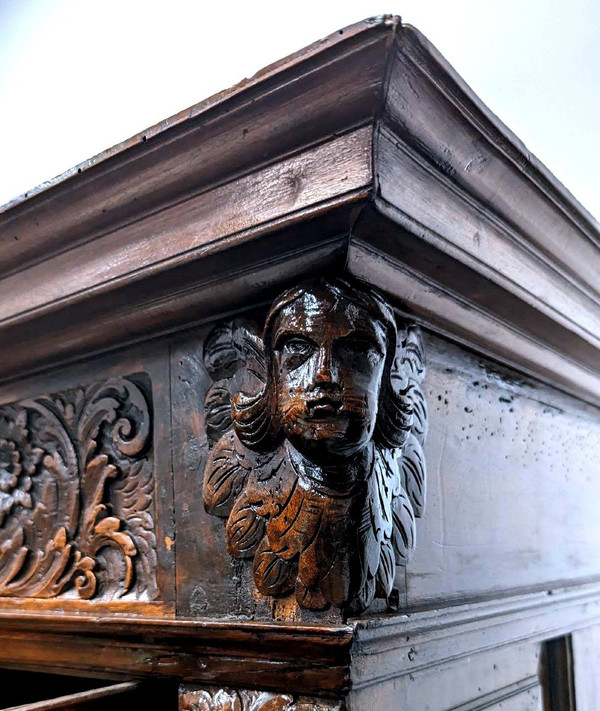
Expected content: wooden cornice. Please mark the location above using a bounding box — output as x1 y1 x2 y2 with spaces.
1 16 599 407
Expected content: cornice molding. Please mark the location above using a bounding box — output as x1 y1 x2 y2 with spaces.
1 17 598 409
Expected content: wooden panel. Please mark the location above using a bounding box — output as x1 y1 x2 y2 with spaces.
402 333 600 606
0 341 175 615
571 624 600 711
349 642 541 711
170 326 252 618
351 572 600 697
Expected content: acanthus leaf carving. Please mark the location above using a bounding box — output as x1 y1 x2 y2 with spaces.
202 278 427 613
179 686 341 711
0 375 157 601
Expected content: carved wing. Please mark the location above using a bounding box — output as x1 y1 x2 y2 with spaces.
355 446 416 612
203 319 266 446
394 323 427 518
202 287 428 615
203 319 276 564
355 322 426 612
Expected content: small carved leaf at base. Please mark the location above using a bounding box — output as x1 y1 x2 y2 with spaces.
204 431 250 517
294 580 328 611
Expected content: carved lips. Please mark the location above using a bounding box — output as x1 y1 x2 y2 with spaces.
305 391 343 418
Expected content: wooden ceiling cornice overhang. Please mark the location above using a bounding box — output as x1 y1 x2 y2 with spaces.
1 16 599 406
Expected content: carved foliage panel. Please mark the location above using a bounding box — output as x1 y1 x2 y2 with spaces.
0 375 157 600
202 278 427 614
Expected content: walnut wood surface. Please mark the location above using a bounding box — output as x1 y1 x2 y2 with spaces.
202 279 426 613
0 17 599 413
0 376 155 601
179 685 341 711
0 613 352 695
0 340 176 615
0 14 599 711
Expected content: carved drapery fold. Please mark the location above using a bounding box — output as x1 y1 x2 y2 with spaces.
202 278 427 613
0 376 156 600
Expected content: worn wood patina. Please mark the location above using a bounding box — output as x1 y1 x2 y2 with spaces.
0 15 598 711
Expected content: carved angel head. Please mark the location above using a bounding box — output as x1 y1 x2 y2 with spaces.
233 279 413 470
203 278 427 613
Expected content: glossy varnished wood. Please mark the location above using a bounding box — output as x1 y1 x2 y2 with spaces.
0 14 599 711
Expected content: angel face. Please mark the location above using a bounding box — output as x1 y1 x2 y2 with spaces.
270 286 387 465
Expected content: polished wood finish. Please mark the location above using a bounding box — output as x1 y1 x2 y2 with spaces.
202 279 426 613
0 14 598 711
178 685 341 711
0 376 154 601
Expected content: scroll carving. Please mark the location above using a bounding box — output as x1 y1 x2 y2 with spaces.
0 376 156 600
202 278 427 613
180 687 340 711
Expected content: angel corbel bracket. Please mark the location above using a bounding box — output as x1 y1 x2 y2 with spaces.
202 278 427 613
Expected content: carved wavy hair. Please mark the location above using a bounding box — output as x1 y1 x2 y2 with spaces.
232 278 413 452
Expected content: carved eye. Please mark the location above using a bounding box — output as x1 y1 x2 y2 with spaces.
282 337 315 358
336 334 383 366
275 335 316 370
340 336 371 353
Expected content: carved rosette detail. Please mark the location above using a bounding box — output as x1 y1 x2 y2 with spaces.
0 376 157 600
180 687 340 711
202 279 427 613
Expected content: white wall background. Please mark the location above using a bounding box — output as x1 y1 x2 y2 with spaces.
1 0 598 220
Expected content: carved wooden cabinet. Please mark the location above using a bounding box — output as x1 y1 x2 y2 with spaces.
1 16 600 711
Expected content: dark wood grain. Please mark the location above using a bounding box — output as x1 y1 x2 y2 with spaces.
0 340 175 616
0 18 391 275
0 613 352 696
179 685 341 711
540 636 576 711
202 279 426 614
0 14 599 711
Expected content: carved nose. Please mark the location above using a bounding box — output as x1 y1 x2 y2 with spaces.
315 348 335 384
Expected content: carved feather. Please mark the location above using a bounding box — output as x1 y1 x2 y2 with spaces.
226 489 265 559
203 430 251 517
253 537 297 597
202 292 428 614
396 323 428 519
